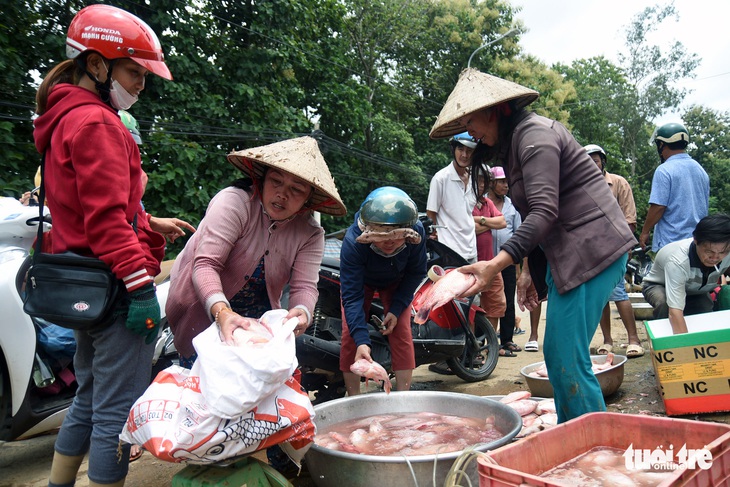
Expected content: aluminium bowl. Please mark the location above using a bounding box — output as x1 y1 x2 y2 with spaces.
305 391 522 487
519 354 627 398
632 302 655 321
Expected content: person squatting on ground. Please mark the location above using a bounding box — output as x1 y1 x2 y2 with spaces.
340 187 427 395
642 214 730 334
430 68 636 423
166 136 346 367
639 122 709 252
426 132 479 263
33 5 172 486
585 144 644 358
472 167 512 356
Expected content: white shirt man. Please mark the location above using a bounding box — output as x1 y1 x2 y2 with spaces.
426 132 478 263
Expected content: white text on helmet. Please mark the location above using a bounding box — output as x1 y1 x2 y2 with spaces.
81 32 124 44
84 26 123 36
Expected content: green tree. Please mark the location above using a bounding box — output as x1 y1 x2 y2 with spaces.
618 2 700 175
684 105 730 215
1 0 73 196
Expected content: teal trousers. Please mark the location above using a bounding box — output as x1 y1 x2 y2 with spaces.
543 254 628 423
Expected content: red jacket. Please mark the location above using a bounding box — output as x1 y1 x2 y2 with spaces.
33 84 164 292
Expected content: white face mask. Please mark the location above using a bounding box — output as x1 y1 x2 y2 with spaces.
100 60 139 110
109 79 139 110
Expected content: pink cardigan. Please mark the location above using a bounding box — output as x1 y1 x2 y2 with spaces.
166 186 325 357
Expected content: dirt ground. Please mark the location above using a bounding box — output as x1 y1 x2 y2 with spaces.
2 301 728 487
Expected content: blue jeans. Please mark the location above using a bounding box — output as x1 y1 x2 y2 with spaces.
53 316 154 484
543 254 627 423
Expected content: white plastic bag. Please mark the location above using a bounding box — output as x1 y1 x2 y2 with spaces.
192 309 298 418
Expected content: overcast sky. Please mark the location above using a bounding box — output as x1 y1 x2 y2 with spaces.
513 0 730 124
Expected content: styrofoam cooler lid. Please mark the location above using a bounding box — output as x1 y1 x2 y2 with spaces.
645 309 730 338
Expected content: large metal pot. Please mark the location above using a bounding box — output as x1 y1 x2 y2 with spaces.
305 391 521 487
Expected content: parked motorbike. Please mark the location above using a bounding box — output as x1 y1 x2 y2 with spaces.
625 245 653 293
294 216 500 404
0 194 176 442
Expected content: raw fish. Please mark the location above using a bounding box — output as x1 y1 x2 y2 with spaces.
231 317 274 346
411 268 476 324
350 358 392 393
315 411 504 456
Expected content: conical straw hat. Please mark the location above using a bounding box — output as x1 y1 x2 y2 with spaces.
228 136 347 216
430 68 539 139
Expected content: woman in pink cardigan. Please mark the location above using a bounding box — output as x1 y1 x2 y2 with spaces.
166 136 346 366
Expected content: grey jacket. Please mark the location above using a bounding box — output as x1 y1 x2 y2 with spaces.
500 112 637 294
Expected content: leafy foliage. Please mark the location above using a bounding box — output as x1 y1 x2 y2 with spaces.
2 0 727 261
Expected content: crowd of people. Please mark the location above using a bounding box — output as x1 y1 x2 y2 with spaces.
28 4 727 486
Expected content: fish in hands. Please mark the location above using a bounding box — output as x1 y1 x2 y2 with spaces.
231 317 274 347
350 358 392 393
411 266 476 324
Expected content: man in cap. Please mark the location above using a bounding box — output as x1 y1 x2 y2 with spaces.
639 122 709 252
585 144 644 358
426 132 479 374
426 132 479 263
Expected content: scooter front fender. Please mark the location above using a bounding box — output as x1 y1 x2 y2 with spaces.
0 256 35 416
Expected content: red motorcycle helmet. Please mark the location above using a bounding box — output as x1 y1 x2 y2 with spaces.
66 4 172 80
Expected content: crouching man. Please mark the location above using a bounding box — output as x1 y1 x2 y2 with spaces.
642 214 730 334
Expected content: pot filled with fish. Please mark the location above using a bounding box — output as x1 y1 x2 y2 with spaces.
520 353 628 398
306 391 522 487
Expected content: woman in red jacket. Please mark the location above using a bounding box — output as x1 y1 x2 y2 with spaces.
33 5 172 486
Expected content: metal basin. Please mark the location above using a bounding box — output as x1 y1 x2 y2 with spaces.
306 391 522 487
520 354 627 398
632 302 655 320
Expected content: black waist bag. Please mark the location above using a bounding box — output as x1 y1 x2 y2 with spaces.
23 252 124 330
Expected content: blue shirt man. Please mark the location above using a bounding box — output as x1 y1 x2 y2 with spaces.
640 123 709 252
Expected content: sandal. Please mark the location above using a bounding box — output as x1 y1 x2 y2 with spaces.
428 361 454 375
129 444 144 462
513 327 526 335
596 343 614 355
626 343 645 358
524 340 539 352
499 348 517 357
503 341 522 352
471 354 486 366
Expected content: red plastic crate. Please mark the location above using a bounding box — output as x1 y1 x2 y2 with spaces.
478 412 730 487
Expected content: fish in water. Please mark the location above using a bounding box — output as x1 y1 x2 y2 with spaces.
315 411 504 456
411 268 476 324
350 358 392 393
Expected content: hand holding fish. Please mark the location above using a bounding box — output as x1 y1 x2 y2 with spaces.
350 358 392 393
354 344 373 363
411 267 476 324
460 250 516 296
